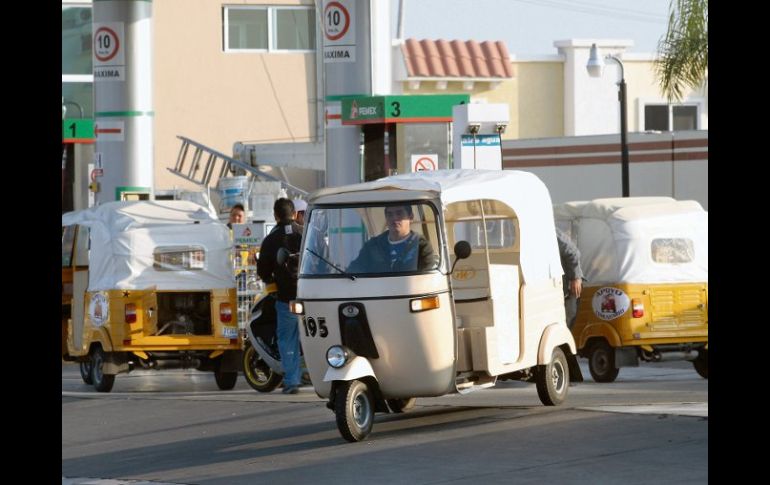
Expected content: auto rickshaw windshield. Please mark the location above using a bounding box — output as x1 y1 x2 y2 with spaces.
300 202 441 277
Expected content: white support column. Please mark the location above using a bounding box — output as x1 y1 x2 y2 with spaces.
554 39 632 136
93 0 154 203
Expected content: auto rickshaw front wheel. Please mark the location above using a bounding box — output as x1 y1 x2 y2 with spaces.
588 340 620 383
242 344 282 392
335 379 374 442
536 347 569 406
91 347 115 393
693 348 708 379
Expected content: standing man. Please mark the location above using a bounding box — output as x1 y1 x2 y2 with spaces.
292 199 307 226
257 198 303 394
556 228 584 329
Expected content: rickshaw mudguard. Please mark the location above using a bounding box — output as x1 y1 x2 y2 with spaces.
537 323 577 364
577 322 623 351
89 327 115 352
323 356 376 383
538 323 583 382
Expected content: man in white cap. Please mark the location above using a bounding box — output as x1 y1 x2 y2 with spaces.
292 199 307 226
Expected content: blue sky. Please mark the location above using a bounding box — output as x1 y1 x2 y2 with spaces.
391 0 671 56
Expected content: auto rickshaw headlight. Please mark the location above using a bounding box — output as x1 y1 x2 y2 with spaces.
326 345 349 368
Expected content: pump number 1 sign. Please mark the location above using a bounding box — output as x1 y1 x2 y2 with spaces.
323 0 355 63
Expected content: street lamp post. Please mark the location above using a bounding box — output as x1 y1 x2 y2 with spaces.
587 43 630 197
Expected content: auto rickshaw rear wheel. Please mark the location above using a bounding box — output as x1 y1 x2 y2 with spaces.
536 347 569 406
79 359 93 385
335 379 374 442
91 347 115 393
386 398 416 413
693 349 708 379
588 340 620 383
242 343 282 392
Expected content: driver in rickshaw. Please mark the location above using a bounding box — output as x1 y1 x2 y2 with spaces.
347 205 439 273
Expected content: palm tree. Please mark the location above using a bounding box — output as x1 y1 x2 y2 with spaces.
656 0 708 101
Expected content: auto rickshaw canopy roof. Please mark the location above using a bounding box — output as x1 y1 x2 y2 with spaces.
61 201 234 291
310 169 563 283
554 197 708 284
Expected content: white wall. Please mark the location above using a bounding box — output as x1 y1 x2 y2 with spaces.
502 131 708 209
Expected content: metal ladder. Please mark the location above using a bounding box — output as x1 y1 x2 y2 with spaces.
168 136 306 195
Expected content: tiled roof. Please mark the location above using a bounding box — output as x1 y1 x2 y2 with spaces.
401 38 514 79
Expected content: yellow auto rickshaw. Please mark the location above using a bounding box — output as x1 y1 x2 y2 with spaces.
62 201 241 392
554 197 708 382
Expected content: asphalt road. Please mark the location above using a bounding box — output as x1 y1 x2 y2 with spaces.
62 360 707 484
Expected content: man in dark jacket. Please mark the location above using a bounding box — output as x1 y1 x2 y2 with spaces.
348 205 438 273
257 198 303 394
556 228 584 329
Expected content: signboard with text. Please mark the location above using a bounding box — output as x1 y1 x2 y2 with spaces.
62 119 94 143
342 94 470 124
323 0 356 63
93 22 126 81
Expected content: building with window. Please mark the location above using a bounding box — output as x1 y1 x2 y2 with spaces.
62 1 707 211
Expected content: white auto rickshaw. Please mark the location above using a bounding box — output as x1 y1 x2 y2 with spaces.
554 197 708 382
290 170 582 442
61 201 241 392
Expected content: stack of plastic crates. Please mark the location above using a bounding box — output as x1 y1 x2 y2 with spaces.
234 246 261 333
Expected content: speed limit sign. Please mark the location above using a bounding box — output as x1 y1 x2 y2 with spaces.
324 2 350 40
323 0 355 63
93 22 125 66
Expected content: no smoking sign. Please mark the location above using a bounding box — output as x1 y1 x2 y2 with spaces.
411 154 438 172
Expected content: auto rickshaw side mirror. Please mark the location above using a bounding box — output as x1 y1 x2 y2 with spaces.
276 247 290 265
454 241 472 260
448 241 472 275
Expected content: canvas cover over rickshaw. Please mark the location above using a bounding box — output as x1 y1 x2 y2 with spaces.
61 200 241 392
554 197 708 382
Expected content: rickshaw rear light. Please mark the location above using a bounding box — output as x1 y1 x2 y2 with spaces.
410 295 440 313
220 303 233 323
125 303 137 323
632 299 644 318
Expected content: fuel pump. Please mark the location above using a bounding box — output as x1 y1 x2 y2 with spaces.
452 103 509 170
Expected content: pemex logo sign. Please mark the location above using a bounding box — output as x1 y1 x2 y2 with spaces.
343 98 380 123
